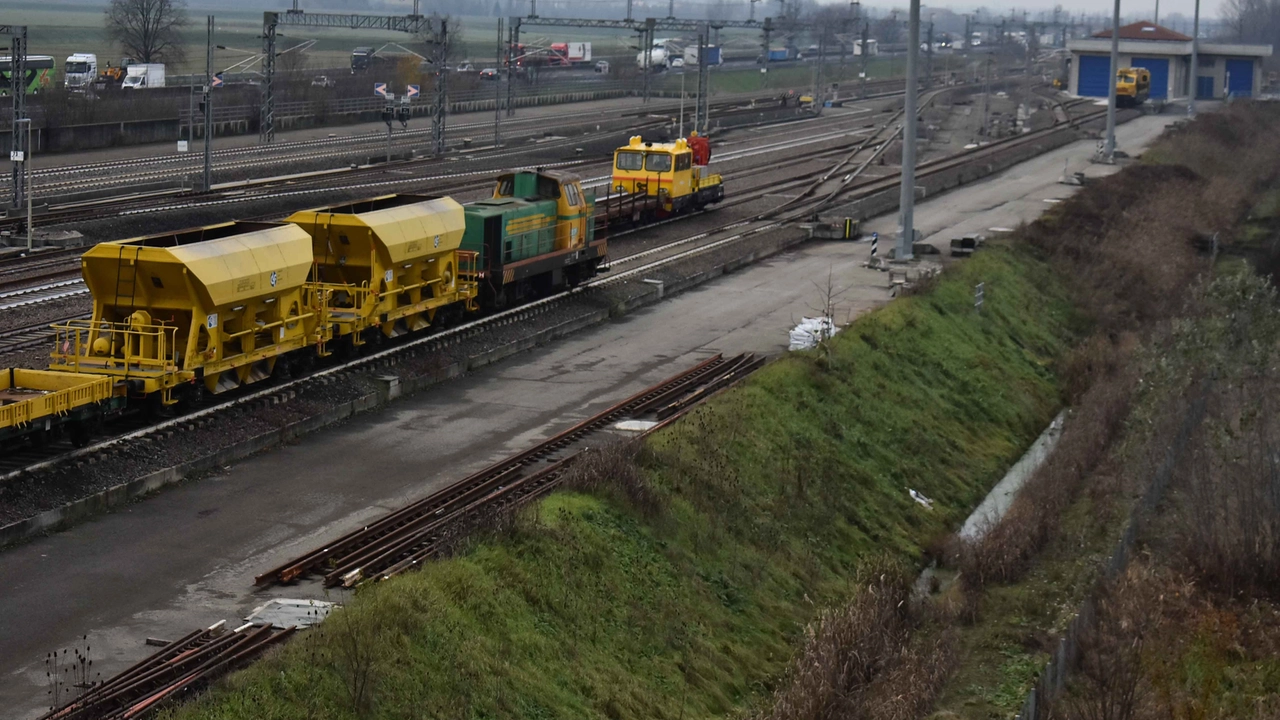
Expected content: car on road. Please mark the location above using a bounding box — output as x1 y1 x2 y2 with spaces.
455 62 475 72
311 75 335 88
480 68 499 79
669 57 684 69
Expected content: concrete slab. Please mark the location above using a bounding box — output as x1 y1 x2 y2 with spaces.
859 111 1182 246
0 112 1183 719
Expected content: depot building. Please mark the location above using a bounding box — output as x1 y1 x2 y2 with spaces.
1066 21 1272 100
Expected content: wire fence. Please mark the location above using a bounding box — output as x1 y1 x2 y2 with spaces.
1013 382 1211 720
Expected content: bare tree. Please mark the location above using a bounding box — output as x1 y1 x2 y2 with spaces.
875 12 904 45
104 0 189 65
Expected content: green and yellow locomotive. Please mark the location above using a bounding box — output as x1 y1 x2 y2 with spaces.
463 169 607 307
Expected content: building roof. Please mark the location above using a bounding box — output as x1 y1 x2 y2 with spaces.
1091 21 1192 41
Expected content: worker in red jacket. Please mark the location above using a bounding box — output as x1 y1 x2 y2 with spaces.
687 131 711 166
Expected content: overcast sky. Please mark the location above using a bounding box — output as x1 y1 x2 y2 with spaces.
927 0 1212 18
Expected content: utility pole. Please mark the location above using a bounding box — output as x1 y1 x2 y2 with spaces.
432 19 448 155
1189 0 1200 115
1023 23 1033 133
5 24 28 212
643 18 655 103
926 16 934 89
699 25 711 133
982 57 991 136
814 32 825 108
14 118 31 250
964 14 971 50
495 18 503 147
897 0 920 261
860 20 870 97
507 18 518 117
203 15 213 192
1104 0 1120 161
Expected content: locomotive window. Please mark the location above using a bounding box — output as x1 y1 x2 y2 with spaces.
616 151 644 171
497 178 514 196
675 153 692 171
538 175 561 199
645 154 672 172
565 183 581 206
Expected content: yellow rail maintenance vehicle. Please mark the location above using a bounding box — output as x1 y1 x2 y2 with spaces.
1116 67 1151 107
286 195 479 346
605 133 724 221
50 221 332 405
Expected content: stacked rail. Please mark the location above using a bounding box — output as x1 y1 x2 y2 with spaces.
256 352 764 588
37 622 292 720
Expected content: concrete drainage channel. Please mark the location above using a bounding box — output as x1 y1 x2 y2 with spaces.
0 114 1121 549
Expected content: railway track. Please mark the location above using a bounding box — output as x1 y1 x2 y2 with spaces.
0 319 74 355
0 279 90 311
256 352 764 588
35 621 291 720
0 89 799 212
0 76 958 236
0 101 897 303
0 86 1106 482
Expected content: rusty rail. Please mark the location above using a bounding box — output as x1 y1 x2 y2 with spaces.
37 623 293 720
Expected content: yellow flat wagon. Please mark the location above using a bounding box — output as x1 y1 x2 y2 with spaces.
0 369 119 448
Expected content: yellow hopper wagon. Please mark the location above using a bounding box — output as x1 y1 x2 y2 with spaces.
286 195 478 346
50 221 330 405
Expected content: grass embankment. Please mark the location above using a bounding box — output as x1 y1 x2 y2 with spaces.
171 245 1073 720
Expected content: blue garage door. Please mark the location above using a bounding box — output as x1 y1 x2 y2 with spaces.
1130 57 1169 98
1197 76 1215 99
1078 55 1111 97
1226 59 1254 96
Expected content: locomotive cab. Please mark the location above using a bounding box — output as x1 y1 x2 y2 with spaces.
1115 67 1151 107
492 170 593 254
462 169 608 307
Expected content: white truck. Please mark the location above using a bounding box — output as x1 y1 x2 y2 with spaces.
122 63 165 89
64 53 97 91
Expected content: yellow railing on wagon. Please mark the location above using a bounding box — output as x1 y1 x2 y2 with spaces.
50 319 182 376
0 369 114 430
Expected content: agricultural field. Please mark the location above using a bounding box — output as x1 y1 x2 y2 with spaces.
8 1 911 85
8 2 705 77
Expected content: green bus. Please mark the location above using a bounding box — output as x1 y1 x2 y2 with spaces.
0 55 55 95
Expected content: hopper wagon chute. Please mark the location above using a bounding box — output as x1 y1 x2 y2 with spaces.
50 221 330 404
285 195 479 346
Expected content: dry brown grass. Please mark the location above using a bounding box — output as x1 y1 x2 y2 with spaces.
746 556 955 720
1176 386 1280 600
952 342 1135 590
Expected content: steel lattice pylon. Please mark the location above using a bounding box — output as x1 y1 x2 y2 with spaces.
2 24 28 211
